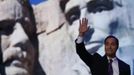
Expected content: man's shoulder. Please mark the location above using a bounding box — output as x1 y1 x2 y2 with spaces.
117 58 130 68
93 53 103 60
93 53 102 57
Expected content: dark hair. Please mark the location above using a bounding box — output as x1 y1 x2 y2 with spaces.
104 35 119 48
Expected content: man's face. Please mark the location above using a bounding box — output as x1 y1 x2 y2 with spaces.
105 37 118 58
0 0 35 75
61 0 122 52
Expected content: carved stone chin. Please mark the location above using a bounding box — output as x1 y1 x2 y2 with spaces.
5 66 29 75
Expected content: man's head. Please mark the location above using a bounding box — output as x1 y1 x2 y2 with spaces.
59 0 124 53
0 0 37 75
104 35 119 58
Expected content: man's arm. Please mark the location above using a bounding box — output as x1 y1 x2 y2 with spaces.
127 65 131 75
75 18 93 67
75 39 93 67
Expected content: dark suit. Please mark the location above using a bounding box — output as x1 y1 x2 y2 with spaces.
76 41 130 75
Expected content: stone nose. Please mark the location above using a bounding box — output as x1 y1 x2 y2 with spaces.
9 22 29 47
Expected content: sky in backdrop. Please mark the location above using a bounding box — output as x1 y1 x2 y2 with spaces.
30 0 46 4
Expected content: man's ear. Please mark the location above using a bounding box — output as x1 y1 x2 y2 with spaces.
60 0 70 12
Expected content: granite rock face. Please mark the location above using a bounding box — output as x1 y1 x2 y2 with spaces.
0 0 91 75
34 0 134 75
1 0 134 75
34 0 91 75
0 0 37 75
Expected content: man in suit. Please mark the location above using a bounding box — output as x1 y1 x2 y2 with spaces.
76 18 130 75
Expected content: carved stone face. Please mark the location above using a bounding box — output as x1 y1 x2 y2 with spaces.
60 0 127 53
0 0 36 75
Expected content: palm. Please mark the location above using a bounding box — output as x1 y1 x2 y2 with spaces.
79 18 89 36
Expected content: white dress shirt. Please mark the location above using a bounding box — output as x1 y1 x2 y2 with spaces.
76 36 84 43
107 57 119 75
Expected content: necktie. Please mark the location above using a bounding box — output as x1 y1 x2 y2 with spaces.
108 59 113 75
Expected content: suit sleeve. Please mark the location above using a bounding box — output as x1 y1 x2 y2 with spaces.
75 39 93 67
127 65 131 75
119 59 131 75
123 61 131 75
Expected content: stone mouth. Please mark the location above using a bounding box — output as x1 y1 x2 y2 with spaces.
4 59 23 67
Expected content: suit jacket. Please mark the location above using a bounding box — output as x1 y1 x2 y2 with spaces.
76 41 130 75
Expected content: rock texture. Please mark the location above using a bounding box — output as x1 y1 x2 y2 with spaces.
34 0 91 75
0 0 38 75
0 0 134 75
33 0 134 75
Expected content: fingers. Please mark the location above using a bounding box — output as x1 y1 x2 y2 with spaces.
82 18 88 25
78 18 89 36
79 18 88 25
79 19 81 26
86 18 88 25
79 18 88 29
82 18 85 23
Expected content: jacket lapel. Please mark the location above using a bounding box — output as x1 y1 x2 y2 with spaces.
103 55 109 74
117 58 122 75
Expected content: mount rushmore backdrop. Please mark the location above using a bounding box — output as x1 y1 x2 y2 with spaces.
0 0 134 75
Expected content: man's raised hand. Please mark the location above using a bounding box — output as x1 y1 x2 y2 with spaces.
79 18 89 36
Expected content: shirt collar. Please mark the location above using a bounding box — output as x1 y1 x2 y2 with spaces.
107 56 117 62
